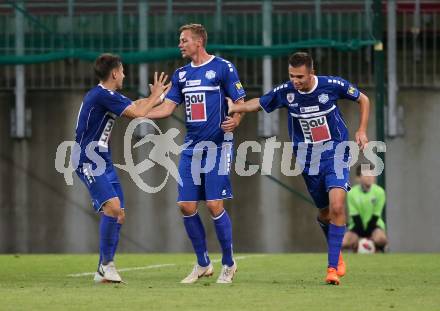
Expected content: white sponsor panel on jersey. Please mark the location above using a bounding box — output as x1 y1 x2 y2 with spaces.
300 105 320 114
98 113 116 148
299 116 331 143
185 79 201 87
185 92 207 122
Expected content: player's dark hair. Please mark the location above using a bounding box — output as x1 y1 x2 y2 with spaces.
288 52 314 70
356 163 375 176
94 53 122 81
179 23 208 47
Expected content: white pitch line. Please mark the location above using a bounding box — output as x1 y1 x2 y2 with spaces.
210 255 266 263
67 254 266 278
67 263 175 277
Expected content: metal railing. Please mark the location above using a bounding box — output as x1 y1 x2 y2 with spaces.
0 1 439 90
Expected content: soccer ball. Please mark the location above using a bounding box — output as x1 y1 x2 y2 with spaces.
357 238 376 254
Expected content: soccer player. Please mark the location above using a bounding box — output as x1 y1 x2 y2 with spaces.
74 53 169 283
343 165 387 252
227 52 370 285
144 24 245 283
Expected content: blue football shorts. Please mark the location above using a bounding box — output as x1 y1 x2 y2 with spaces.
177 144 233 202
301 157 351 209
76 163 124 212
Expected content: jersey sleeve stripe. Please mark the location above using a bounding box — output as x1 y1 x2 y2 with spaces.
182 86 221 93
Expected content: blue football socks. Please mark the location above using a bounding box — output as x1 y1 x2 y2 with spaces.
99 214 118 265
317 217 329 242
98 221 121 269
183 212 210 267
328 223 346 268
213 210 234 267
111 223 122 259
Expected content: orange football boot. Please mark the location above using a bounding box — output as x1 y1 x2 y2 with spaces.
325 267 340 285
337 252 346 277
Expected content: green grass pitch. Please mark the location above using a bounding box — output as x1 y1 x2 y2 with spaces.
1 253 439 310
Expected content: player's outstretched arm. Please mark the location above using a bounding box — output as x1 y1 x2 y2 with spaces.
122 72 170 119
221 98 245 132
227 97 262 115
144 99 177 119
355 92 370 150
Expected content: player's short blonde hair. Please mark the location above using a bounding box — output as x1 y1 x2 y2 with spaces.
179 24 208 47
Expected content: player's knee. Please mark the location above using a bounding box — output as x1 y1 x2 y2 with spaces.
373 232 388 247
350 235 359 248
109 206 122 218
343 232 358 249
318 208 330 222
206 201 224 217
375 238 387 248
342 240 355 249
342 235 350 248
117 209 126 224
177 202 197 216
329 202 345 217
102 197 122 218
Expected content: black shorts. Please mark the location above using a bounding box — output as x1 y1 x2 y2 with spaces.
350 227 380 238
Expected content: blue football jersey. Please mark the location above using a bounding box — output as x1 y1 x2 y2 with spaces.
74 84 131 166
259 76 360 163
165 56 246 149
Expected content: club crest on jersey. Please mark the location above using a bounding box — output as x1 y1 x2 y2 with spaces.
185 92 207 122
318 93 329 104
299 116 331 143
179 71 186 80
287 93 295 103
205 70 216 80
